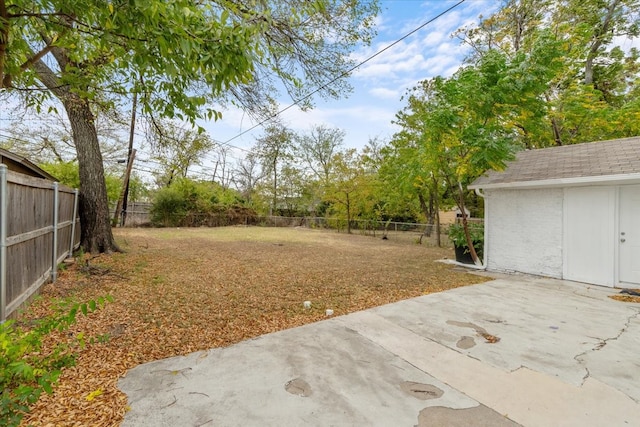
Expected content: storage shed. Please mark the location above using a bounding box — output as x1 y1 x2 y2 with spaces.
0 147 57 180
469 137 640 288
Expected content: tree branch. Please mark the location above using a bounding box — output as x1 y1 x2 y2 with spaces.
29 49 70 100
8 11 73 19
19 43 55 73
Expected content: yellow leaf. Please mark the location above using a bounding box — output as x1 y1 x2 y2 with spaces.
108 3 114 13
86 389 103 401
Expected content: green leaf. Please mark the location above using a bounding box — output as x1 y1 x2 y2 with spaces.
9 361 34 380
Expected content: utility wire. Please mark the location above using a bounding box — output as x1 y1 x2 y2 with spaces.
218 0 467 149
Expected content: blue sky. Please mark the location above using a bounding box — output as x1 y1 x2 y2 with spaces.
200 0 500 160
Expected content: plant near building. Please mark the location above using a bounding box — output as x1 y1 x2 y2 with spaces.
448 223 484 259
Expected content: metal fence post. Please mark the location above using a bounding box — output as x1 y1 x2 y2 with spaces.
52 182 59 283
0 165 7 321
69 189 79 257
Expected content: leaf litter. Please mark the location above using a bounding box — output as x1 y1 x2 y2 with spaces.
18 227 487 426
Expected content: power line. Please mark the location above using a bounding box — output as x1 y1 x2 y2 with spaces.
218 0 467 149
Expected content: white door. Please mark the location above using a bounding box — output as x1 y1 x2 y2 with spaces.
619 185 640 286
564 187 615 287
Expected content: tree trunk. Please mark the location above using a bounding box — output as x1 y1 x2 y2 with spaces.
30 50 118 254
418 192 434 238
346 192 351 234
64 95 120 253
584 0 621 85
544 92 563 146
455 182 480 266
433 175 441 247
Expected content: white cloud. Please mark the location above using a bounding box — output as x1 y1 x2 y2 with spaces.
201 0 503 154
273 103 399 148
349 3 489 86
369 87 400 100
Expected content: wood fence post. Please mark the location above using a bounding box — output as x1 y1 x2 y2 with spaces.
52 182 59 283
0 165 7 321
69 189 79 257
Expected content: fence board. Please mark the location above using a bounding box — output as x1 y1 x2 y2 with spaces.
0 166 80 320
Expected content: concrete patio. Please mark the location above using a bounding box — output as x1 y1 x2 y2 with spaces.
118 276 640 426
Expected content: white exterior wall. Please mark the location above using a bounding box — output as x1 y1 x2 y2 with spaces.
486 188 563 278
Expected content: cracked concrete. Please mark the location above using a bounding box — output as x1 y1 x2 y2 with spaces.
576 308 640 402
371 277 640 387
119 278 640 426
587 309 639 352
572 308 640 390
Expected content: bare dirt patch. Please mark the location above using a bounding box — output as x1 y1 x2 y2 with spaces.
19 226 487 426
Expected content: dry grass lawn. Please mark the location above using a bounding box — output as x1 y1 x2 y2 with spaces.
18 226 487 426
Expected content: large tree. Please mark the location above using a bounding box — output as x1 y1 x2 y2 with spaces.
233 152 265 206
254 123 294 216
324 149 374 234
456 0 640 147
294 124 345 213
391 50 544 264
0 0 379 252
296 124 345 185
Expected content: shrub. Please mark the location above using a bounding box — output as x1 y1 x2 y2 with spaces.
150 187 188 226
150 178 251 227
0 297 112 426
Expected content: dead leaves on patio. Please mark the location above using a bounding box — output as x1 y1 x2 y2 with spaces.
18 227 486 427
609 294 640 303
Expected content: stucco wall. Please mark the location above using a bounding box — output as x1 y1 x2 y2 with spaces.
485 188 563 278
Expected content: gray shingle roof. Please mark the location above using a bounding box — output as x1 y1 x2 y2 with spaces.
469 136 640 189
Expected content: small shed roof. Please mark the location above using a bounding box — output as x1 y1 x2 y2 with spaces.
469 137 640 190
0 148 57 181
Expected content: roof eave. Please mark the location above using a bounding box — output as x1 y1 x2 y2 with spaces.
469 172 640 190
0 148 57 181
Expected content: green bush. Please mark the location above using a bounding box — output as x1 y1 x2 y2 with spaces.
0 296 112 426
40 160 123 206
150 186 188 226
150 178 248 227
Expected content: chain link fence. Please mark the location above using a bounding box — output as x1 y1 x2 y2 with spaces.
115 205 483 247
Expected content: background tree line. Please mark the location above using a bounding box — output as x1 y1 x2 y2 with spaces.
1 0 638 253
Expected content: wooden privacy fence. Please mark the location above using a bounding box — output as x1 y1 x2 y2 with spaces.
0 165 80 321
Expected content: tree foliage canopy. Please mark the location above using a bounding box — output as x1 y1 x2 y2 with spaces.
379 0 640 262
0 0 379 119
0 0 379 252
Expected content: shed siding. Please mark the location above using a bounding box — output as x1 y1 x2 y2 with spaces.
486 188 563 278
563 186 615 286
